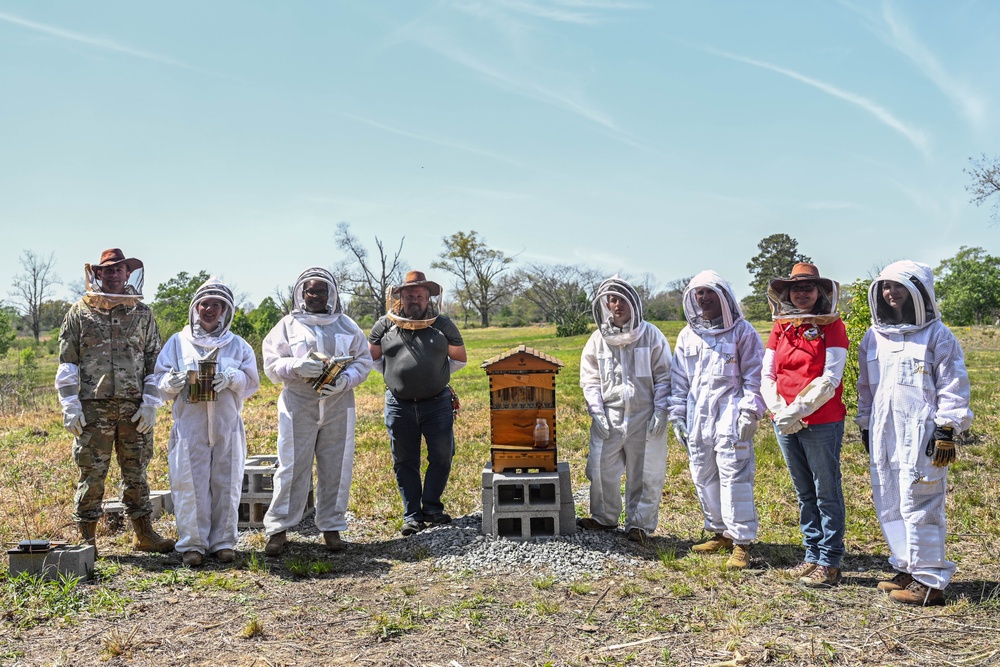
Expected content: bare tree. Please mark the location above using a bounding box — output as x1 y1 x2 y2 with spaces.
334 222 406 320
432 231 516 327
9 250 59 341
272 284 294 316
517 263 602 325
966 153 1000 225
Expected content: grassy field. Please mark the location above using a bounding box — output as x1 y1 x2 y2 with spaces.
1 323 999 666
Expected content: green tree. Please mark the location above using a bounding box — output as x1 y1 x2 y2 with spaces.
432 231 516 327
840 278 872 413
151 271 212 339
516 263 600 335
0 306 16 357
934 246 1000 325
744 233 811 319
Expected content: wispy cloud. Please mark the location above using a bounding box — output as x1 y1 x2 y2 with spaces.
0 10 220 77
880 2 986 128
458 0 646 26
380 2 659 153
802 201 860 211
415 26 621 132
706 46 930 157
333 110 528 169
840 1 986 130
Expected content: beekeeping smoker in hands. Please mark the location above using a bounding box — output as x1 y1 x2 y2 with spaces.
578 276 672 545
55 248 174 554
153 278 260 567
261 267 372 556
368 271 467 538
669 271 765 569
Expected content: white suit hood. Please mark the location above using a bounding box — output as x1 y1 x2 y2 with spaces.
682 270 744 335
868 260 939 334
592 275 646 347
292 267 343 327
184 277 236 347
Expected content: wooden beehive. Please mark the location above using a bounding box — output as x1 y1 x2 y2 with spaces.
481 344 564 472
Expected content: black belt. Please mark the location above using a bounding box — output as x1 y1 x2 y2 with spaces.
390 388 449 403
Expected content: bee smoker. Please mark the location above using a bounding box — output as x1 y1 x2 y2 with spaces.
310 352 355 393
186 348 219 403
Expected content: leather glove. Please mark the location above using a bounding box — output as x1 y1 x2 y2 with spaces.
212 368 237 392
926 426 956 468
773 407 805 435
291 357 324 380
590 412 610 440
673 422 688 448
736 410 759 442
318 375 349 397
131 405 157 434
861 429 870 454
63 406 87 437
647 411 668 438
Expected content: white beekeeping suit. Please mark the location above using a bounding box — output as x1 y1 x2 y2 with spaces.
579 276 672 535
669 271 765 544
262 267 373 540
154 278 260 557
856 260 973 591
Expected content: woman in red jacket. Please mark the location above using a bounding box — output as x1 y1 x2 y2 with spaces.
761 263 848 588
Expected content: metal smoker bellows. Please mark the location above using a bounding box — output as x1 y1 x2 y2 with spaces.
310 352 354 393
186 348 219 403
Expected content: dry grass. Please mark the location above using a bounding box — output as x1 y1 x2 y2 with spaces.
1 323 999 666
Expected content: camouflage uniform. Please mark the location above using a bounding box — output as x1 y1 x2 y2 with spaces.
58 300 161 522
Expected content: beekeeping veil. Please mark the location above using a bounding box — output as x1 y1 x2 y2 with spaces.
682 270 744 334
766 262 840 325
592 275 645 346
82 248 144 309
385 270 442 330
188 277 236 342
867 260 939 333
291 267 342 326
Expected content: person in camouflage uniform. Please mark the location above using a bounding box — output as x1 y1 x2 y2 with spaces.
55 248 174 554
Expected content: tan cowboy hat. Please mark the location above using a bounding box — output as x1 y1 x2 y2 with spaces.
767 262 835 294
95 248 143 273
391 270 441 297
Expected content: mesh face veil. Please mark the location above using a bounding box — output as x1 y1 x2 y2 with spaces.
292 267 341 315
682 270 743 334
83 263 145 309
385 284 441 330
867 260 939 333
189 278 235 338
592 275 644 346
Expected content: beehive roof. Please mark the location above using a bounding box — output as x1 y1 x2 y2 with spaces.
481 344 564 369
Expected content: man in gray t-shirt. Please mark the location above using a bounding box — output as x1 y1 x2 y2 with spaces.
369 271 467 536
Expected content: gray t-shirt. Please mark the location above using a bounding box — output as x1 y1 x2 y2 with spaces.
369 315 464 400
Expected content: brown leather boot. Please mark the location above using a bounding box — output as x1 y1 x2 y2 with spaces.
130 514 175 553
691 533 733 553
78 521 99 556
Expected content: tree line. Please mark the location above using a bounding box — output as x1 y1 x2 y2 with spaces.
3 230 999 364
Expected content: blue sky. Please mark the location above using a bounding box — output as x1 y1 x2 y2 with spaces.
2 1 999 308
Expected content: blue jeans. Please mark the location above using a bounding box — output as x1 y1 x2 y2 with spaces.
775 420 845 568
384 388 456 523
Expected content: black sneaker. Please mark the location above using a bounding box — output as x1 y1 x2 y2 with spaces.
424 512 452 525
400 520 426 536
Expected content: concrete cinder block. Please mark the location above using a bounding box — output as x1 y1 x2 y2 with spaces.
481 461 575 536
8 545 95 581
242 459 278 494
237 489 314 529
492 508 561 540
149 490 173 519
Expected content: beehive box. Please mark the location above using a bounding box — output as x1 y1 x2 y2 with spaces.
481 345 564 473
